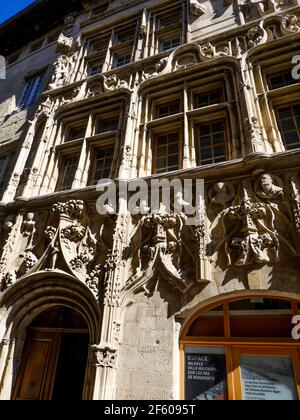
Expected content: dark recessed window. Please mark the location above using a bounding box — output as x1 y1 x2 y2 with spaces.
195 90 224 108
88 62 103 76
67 127 86 142
58 156 79 191
154 132 180 174
97 118 119 133
90 147 114 184
159 10 181 28
276 105 300 150
18 74 44 110
198 120 226 165
269 71 298 90
157 101 180 118
0 154 12 194
114 28 135 45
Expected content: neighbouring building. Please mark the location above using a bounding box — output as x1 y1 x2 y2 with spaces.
0 0 300 401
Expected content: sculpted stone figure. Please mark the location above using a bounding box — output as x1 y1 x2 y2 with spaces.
255 173 283 200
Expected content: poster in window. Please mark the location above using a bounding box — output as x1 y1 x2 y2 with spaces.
185 353 228 400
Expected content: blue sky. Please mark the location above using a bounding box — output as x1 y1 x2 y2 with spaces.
0 0 36 24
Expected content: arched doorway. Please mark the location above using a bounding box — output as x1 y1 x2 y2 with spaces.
180 296 300 400
13 306 90 400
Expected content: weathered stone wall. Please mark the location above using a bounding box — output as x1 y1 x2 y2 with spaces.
116 290 180 400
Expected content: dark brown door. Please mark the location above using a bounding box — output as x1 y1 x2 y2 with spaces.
13 307 89 400
13 331 61 400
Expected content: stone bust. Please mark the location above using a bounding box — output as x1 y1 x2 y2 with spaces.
255 173 283 199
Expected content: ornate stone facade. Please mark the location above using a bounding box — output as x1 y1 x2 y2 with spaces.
0 0 300 401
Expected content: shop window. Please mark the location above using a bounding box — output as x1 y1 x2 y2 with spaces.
181 297 300 401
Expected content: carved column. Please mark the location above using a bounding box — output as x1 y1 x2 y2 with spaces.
92 213 129 400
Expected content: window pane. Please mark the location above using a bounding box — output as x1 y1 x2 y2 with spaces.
277 105 300 150
155 132 180 173
198 121 226 165
60 156 78 191
0 154 12 193
19 74 44 110
240 356 298 401
185 346 228 400
91 147 114 184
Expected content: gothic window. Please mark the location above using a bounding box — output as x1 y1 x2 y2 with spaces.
276 105 300 150
194 89 225 109
153 132 180 174
113 53 131 68
0 154 12 195
197 120 227 165
57 155 79 191
96 117 119 133
88 62 103 76
19 73 44 110
268 71 298 90
156 101 181 118
67 126 87 142
90 146 114 185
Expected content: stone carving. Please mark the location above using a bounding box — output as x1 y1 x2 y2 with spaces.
139 24 147 37
92 345 118 368
282 14 300 33
126 203 209 293
103 75 129 92
254 173 284 200
200 43 230 58
0 270 17 292
190 0 206 16
288 177 300 247
48 34 81 90
208 182 235 208
35 96 52 119
210 178 298 268
246 26 266 48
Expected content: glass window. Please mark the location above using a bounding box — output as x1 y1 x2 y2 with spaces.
157 101 180 118
240 355 298 401
91 147 114 184
58 156 79 191
97 118 119 133
195 90 224 108
88 62 103 76
67 127 86 142
0 154 12 194
154 132 180 174
184 346 228 400
269 71 298 90
113 54 131 68
158 10 181 28
198 120 226 165
19 74 44 110
160 38 180 52
276 105 300 150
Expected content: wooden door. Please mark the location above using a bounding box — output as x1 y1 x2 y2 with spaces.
13 331 61 400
